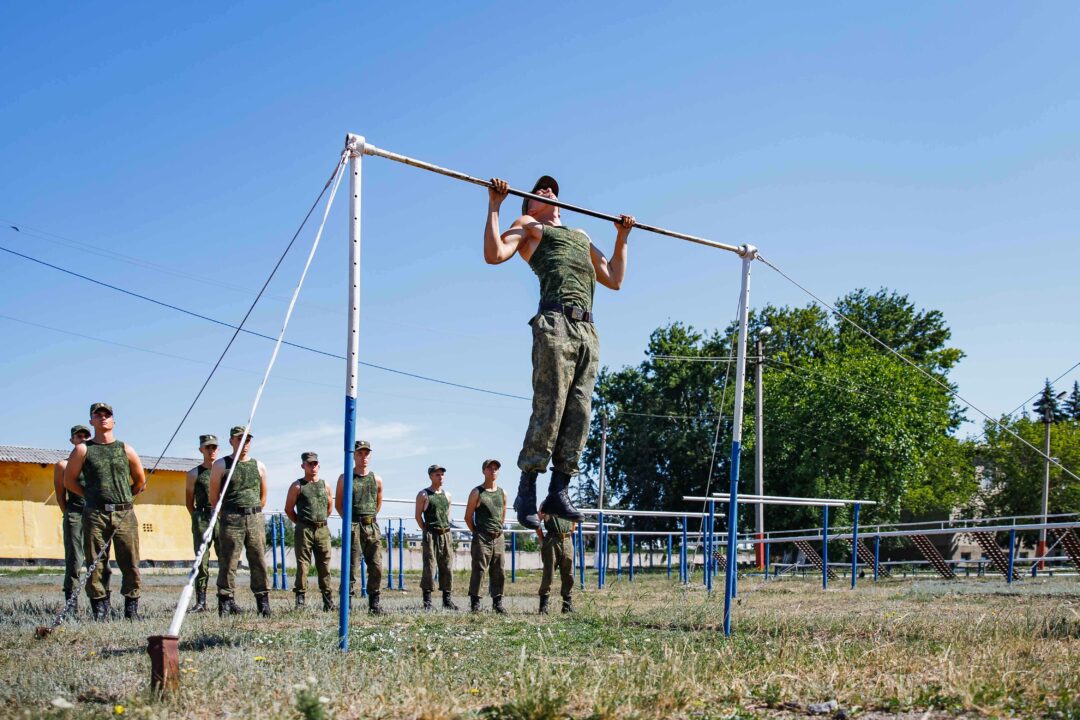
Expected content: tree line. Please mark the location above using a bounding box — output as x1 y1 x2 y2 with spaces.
577 288 1080 537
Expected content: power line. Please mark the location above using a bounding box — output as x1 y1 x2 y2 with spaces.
0 243 530 402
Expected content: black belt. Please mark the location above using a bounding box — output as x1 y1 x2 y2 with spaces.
539 302 593 323
223 506 261 516
476 529 503 539
354 515 377 526
426 527 451 535
193 507 212 516
88 502 133 512
299 520 328 528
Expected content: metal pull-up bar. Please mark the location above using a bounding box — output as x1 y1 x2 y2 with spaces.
347 134 749 257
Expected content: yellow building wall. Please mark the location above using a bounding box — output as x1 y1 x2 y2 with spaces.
0 460 213 563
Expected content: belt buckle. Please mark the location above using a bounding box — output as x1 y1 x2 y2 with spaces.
570 307 584 321
104 503 116 512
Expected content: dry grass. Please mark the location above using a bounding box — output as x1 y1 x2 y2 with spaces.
0 570 1078 719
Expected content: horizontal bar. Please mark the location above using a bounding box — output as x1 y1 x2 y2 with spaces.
383 496 468 508
760 510 1080 539
357 139 745 256
748 521 1080 545
685 495 850 507
580 508 712 519
709 493 877 506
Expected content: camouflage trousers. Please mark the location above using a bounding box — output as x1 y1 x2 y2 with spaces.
540 534 575 599
63 509 112 597
468 531 505 598
517 311 600 476
190 511 219 596
294 520 333 598
83 508 140 600
421 529 453 592
216 512 269 599
345 520 382 597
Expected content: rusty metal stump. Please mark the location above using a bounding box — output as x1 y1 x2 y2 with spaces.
147 634 180 695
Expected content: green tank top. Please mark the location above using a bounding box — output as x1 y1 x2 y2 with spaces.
221 456 261 510
473 485 505 534
295 478 329 523
82 440 132 507
192 464 212 511
422 488 450 529
529 225 596 312
352 471 378 517
544 515 573 538
64 466 87 513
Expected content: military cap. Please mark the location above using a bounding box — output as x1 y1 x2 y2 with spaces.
354 440 371 451
482 458 502 470
199 434 218 448
229 425 253 439
522 175 559 216
89 402 113 416
301 451 319 463
70 424 91 438
427 463 446 475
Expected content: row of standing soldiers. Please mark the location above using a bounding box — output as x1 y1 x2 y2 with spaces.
54 405 576 621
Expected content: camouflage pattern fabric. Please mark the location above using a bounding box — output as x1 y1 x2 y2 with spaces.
346 522 382 597
293 520 333 599
540 528 575 599
421 530 454 592
190 511 218 595
216 512 268 598
83 508 140 600
468 532 505 598
517 311 600 475
63 508 111 596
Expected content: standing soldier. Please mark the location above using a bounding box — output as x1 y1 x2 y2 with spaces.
285 451 335 611
536 500 576 614
464 459 507 614
210 426 271 617
483 176 633 528
184 434 218 612
415 463 458 610
335 440 385 615
63 403 146 621
52 424 112 613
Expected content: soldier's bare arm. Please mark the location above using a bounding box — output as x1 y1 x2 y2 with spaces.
334 474 345 516
374 474 383 514
325 482 334 517
415 491 428 532
284 481 300 523
257 461 268 509
125 444 147 495
500 490 508 525
591 215 634 290
208 458 225 506
464 489 480 533
54 461 68 513
63 444 87 496
185 468 198 514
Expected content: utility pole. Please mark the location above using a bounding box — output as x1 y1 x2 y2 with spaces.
754 327 771 571
1039 390 1066 570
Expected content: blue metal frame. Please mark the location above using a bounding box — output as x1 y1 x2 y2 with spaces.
873 534 880 581
510 531 517 583
1007 528 1016 585
397 520 404 590
629 532 635 581
850 503 860 590
578 522 585 589
617 534 622 578
271 515 280 589
822 505 830 591
667 534 672 579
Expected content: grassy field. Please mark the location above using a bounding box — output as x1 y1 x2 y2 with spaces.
1 569 1078 719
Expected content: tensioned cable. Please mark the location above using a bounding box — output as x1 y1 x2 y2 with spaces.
167 152 347 636
38 157 344 633
1003 360 1080 419
757 254 1080 484
0 244 530 402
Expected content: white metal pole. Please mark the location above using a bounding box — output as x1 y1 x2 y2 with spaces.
723 246 756 636
597 414 607 576
339 133 364 651
1040 413 1051 568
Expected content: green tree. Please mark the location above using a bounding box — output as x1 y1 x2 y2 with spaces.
979 416 1080 519
1066 381 1080 422
1032 379 1069 423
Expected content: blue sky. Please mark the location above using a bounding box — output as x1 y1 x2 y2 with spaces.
2 3 1079 532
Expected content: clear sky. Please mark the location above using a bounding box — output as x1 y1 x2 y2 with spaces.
2 3 1078 534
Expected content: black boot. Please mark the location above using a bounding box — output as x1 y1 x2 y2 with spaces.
514 471 541 529
91 597 110 622
470 595 481 613
543 470 584 522
256 593 272 617
124 596 141 621
322 593 336 612
493 595 507 615
295 592 306 609
368 591 385 616
422 590 433 610
561 595 574 614
190 589 207 613
218 595 242 617
442 591 459 611
539 595 550 615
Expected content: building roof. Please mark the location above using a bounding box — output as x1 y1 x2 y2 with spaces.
0 445 198 472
